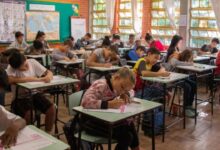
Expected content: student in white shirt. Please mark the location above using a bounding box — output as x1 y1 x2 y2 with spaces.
8 31 29 52
6 50 55 133
0 68 26 148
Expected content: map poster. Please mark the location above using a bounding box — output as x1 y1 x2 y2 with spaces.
26 11 60 41
72 4 79 16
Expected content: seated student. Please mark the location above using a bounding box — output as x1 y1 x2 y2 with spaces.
86 45 119 68
127 46 146 61
200 38 219 55
166 49 196 117
75 33 92 49
51 39 78 64
6 51 55 133
102 36 111 47
81 67 139 150
133 47 170 99
35 31 50 50
68 36 76 50
125 34 135 48
145 33 165 52
24 40 46 55
165 35 183 63
111 34 124 48
0 69 26 148
8 31 29 52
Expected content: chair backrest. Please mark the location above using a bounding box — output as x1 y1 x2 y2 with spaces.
68 90 84 116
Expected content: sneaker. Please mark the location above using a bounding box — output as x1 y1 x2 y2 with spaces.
185 109 196 118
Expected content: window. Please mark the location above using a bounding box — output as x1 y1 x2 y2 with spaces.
119 0 143 41
151 0 180 46
92 0 110 39
190 0 219 48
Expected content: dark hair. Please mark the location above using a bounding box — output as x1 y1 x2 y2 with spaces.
179 49 193 62
0 67 9 90
64 39 73 48
85 33 92 38
69 36 74 41
147 47 160 55
212 38 220 44
145 33 153 42
15 31 24 38
35 31 45 40
102 36 111 47
113 34 120 40
136 46 146 52
33 40 43 50
9 51 26 69
107 45 119 55
129 34 135 39
201 44 209 52
166 35 183 62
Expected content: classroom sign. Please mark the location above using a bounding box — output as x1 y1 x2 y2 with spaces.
72 4 79 16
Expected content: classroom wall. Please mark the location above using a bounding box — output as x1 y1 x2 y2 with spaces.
0 0 89 51
142 0 152 38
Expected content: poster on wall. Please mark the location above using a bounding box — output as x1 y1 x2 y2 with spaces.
26 11 60 41
71 17 86 40
0 0 25 42
72 4 79 16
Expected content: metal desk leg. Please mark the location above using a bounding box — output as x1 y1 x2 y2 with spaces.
195 75 198 125
162 84 166 142
108 125 112 150
141 81 145 99
55 92 59 135
78 114 82 150
151 109 155 150
183 81 186 129
211 72 214 115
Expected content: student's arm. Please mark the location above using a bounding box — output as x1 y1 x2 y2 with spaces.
86 53 111 67
110 55 120 65
0 107 26 147
40 70 53 83
8 76 41 84
51 51 68 61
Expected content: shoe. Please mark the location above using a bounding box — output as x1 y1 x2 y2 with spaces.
185 109 196 118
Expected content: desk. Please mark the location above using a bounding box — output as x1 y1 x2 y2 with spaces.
2 125 69 150
56 59 84 76
141 72 189 142
73 98 162 150
126 60 136 67
177 63 217 124
16 75 79 135
193 56 210 63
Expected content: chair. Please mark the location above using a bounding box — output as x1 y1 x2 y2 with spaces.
68 91 117 150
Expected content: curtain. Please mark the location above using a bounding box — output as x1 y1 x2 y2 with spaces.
163 0 177 29
106 0 116 30
131 0 141 33
210 0 220 31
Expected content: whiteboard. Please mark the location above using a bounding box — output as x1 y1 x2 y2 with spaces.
71 18 86 40
0 0 25 42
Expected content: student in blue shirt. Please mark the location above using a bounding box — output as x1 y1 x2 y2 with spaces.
127 46 146 61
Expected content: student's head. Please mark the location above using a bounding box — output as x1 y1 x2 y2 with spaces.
211 38 219 48
60 39 73 52
145 47 161 65
0 68 9 91
33 40 43 50
201 44 209 52
135 46 146 58
135 40 142 47
169 35 183 50
102 36 111 47
84 33 92 41
112 67 136 95
129 34 135 43
9 51 28 71
145 33 153 44
103 45 119 60
69 36 75 42
179 49 193 62
112 34 121 42
35 31 46 41
15 31 24 43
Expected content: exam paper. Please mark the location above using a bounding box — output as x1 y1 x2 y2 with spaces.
0 127 54 150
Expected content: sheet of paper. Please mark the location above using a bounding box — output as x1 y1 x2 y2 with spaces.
0 127 54 150
25 76 64 85
84 103 141 113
